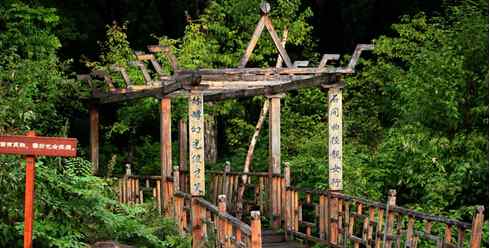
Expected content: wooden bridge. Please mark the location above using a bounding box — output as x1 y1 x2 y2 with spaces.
79 2 486 247
117 168 485 248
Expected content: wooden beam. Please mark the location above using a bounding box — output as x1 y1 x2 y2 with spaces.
346 44 374 72
275 27 289 68
92 74 198 104
147 45 179 71
89 104 99 175
264 16 293 68
204 74 336 101
238 16 266 68
177 66 350 75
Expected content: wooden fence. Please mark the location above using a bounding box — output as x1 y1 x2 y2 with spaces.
174 191 262 248
116 167 485 248
284 187 485 248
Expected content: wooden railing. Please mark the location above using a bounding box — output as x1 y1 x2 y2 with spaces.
174 191 262 248
284 187 485 248
115 167 485 248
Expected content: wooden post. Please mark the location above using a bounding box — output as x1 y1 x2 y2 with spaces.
218 195 227 247
268 94 282 229
191 198 203 248
329 196 339 245
327 86 342 191
160 97 172 215
384 190 396 248
90 103 99 175
173 166 180 219
179 118 188 192
251 211 262 248
189 93 205 196
470 206 484 248
23 131 36 248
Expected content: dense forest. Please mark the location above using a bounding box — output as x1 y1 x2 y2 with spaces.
0 0 488 247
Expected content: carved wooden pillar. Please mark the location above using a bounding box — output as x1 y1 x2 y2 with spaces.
268 94 283 229
189 92 205 196
189 92 206 248
89 103 99 175
328 86 343 191
160 97 172 215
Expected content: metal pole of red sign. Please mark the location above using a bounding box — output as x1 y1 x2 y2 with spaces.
23 131 36 248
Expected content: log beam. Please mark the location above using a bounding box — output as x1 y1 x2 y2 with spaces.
89 104 99 175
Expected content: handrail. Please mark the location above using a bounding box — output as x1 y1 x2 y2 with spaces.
194 196 252 236
286 186 472 229
115 170 484 248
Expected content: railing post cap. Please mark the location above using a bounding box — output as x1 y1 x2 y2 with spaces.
173 165 179 170
251 211 261 218
477 205 485 213
388 189 396 196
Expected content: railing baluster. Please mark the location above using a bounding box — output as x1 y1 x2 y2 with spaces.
251 211 262 248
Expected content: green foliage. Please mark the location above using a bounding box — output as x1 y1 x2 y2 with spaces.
0 156 189 247
0 3 85 135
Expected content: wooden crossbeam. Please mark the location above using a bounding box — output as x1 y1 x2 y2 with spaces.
346 44 374 71
92 74 199 103
204 74 337 101
147 45 179 71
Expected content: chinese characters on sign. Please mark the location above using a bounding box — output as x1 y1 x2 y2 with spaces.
0 136 77 157
188 93 205 196
328 87 342 190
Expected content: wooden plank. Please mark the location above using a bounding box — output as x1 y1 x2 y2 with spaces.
375 208 384 248
367 207 375 248
239 16 266 68
444 224 452 247
406 216 415 248
189 93 205 196
329 196 339 245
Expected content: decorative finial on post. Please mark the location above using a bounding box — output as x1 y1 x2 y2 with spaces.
260 2 271 15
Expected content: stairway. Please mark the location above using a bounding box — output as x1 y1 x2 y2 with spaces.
262 230 303 248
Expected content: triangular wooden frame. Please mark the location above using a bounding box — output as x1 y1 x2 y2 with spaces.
238 12 293 68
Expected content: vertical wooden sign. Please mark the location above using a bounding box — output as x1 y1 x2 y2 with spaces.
328 87 342 191
189 93 205 196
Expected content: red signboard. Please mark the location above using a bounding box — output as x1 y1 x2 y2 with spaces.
0 135 77 157
0 132 78 248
